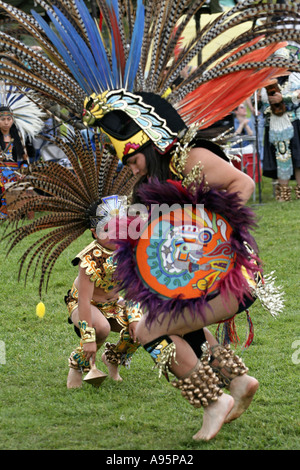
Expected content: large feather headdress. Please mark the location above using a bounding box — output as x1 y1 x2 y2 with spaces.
1 131 139 296
0 0 299 142
0 0 294 306
0 83 45 142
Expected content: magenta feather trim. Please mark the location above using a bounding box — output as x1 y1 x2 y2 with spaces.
112 179 261 327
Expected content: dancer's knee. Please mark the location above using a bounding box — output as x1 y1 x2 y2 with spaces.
94 318 111 343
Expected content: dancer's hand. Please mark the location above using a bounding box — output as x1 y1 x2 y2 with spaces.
83 341 97 364
129 322 138 343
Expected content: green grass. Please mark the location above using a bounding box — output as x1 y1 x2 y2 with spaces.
0 177 299 450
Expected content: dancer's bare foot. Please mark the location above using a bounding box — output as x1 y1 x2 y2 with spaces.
67 368 83 389
225 375 259 423
101 352 123 382
193 394 234 441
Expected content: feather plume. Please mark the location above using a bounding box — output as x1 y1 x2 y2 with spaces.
123 0 145 91
1 131 138 297
0 0 299 125
0 83 45 141
0 0 300 299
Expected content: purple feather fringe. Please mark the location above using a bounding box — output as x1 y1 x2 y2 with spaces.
113 179 262 327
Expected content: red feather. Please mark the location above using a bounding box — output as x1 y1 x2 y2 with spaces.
108 7 126 77
178 67 289 128
177 41 290 128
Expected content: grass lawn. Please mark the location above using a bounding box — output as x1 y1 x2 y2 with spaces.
0 176 299 450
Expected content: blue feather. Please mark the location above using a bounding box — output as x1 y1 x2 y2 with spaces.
74 0 113 90
50 7 100 93
105 0 123 88
124 0 145 91
110 33 120 89
31 10 89 94
32 0 143 94
7 89 23 105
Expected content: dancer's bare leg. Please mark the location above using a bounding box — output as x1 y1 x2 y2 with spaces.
67 367 83 389
203 329 259 422
136 292 239 343
67 307 110 388
168 336 234 441
101 318 124 381
101 352 123 381
136 294 241 440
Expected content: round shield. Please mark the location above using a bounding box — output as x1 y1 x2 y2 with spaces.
135 205 236 299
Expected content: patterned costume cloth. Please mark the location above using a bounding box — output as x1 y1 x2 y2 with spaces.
0 0 291 413
65 240 142 371
0 85 44 217
0 160 18 218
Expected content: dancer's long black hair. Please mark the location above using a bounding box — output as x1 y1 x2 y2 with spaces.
130 132 230 204
130 143 173 204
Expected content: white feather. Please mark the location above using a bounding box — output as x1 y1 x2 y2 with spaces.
0 82 46 141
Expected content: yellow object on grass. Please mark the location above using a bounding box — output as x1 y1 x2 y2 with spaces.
36 302 46 318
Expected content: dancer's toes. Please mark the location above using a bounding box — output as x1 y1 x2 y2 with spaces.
193 394 234 441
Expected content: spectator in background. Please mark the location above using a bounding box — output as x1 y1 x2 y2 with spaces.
0 107 28 163
232 103 255 155
261 49 300 201
246 92 265 162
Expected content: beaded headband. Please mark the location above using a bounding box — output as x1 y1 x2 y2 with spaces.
0 109 13 117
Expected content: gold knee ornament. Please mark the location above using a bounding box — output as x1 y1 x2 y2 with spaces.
103 342 123 365
68 347 90 372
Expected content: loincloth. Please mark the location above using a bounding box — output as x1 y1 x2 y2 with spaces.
65 283 142 335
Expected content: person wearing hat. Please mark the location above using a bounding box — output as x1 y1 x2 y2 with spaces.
0 106 28 162
84 90 262 441
0 87 44 217
0 0 289 442
65 200 142 389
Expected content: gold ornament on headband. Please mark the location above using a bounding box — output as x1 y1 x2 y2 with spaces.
95 195 127 238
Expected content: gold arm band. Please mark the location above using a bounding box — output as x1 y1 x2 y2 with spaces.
78 320 96 344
